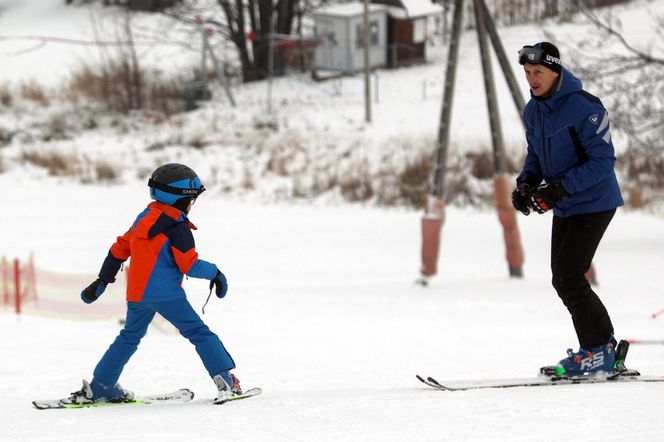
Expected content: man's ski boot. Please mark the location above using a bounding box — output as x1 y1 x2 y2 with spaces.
213 372 242 404
540 337 620 379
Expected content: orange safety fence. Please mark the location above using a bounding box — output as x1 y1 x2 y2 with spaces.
1 254 125 320
2 255 178 333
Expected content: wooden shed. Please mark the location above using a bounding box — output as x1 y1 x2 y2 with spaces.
372 0 443 66
312 3 388 73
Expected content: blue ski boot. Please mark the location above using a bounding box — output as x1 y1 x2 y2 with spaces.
554 337 617 378
90 379 135 402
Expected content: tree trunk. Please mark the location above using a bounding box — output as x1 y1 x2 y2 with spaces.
217 0 295 83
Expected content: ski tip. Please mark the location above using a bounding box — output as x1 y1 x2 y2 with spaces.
213 387 262 405
32 400 58 410
416 375 431 385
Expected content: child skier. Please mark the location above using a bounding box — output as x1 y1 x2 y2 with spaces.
69 163 240 404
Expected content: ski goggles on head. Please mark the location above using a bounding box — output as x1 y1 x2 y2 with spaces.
518 46 546 65
518 46 561 70
147 178 206 198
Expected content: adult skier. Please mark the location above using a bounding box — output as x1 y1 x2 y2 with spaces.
68 163 240 404
511 42 624 377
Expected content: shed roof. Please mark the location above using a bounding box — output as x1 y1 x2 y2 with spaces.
374 0 443 18
312 3 387 18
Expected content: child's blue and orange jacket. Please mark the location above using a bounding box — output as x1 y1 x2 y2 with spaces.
97 201 217 302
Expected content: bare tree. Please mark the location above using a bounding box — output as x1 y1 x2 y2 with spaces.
561 1 664 152
159 0 324 83
551 1 664 208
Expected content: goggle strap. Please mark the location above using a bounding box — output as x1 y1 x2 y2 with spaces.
148 178 206 197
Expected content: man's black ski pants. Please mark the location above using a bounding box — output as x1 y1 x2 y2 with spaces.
551 208 616 349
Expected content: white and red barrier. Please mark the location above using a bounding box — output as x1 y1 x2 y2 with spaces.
1 254 125 320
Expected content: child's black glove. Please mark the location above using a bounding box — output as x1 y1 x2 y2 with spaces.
209 270 228 298
81 278 107 304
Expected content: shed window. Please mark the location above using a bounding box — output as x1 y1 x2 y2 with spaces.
355 20 380 48
413 18 425 43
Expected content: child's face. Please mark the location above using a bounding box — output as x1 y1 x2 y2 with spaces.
186 197 197 214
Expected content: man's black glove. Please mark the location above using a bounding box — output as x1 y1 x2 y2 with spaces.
511 182 534 216
81 278 107 304
209 270 228 298
530 180 570 214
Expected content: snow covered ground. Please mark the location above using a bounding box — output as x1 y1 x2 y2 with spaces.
2 0 660 208
2 178 664 441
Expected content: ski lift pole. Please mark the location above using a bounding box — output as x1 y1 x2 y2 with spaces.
473 0 524 277
363 0 372 123
419 0 464 283
475 0 525 124
267 3 275 114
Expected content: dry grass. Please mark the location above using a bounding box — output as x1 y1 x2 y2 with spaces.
0 127 12 147
95 161 118 182
21 150 79 177
187 135 208 150
42 115 71 142
395 153 432 208
618 148 664 209
67 62 187 115
468 151 495 179
338 159 374 202
20 150 120 184
21 81 49 106
339 174 373 202
0 84 11 108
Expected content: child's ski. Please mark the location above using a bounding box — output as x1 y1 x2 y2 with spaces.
32 388 194 410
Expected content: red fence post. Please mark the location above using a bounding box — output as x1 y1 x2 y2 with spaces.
14 258 21 315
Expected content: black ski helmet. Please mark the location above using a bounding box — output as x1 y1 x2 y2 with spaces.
148 163 205 210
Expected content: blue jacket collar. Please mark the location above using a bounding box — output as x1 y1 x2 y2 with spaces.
531 68 583 112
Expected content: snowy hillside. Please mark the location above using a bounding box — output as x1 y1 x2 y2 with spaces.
1 0 662 208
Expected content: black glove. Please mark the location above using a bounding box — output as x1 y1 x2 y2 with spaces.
209 270 228 298
530 180 570 214
81 278 107 304
511 182 534 216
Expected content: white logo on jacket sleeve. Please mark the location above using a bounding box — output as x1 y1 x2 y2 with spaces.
593 111 611 144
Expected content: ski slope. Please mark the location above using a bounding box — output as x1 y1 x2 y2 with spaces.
2 179 664 441
2 0 664 439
